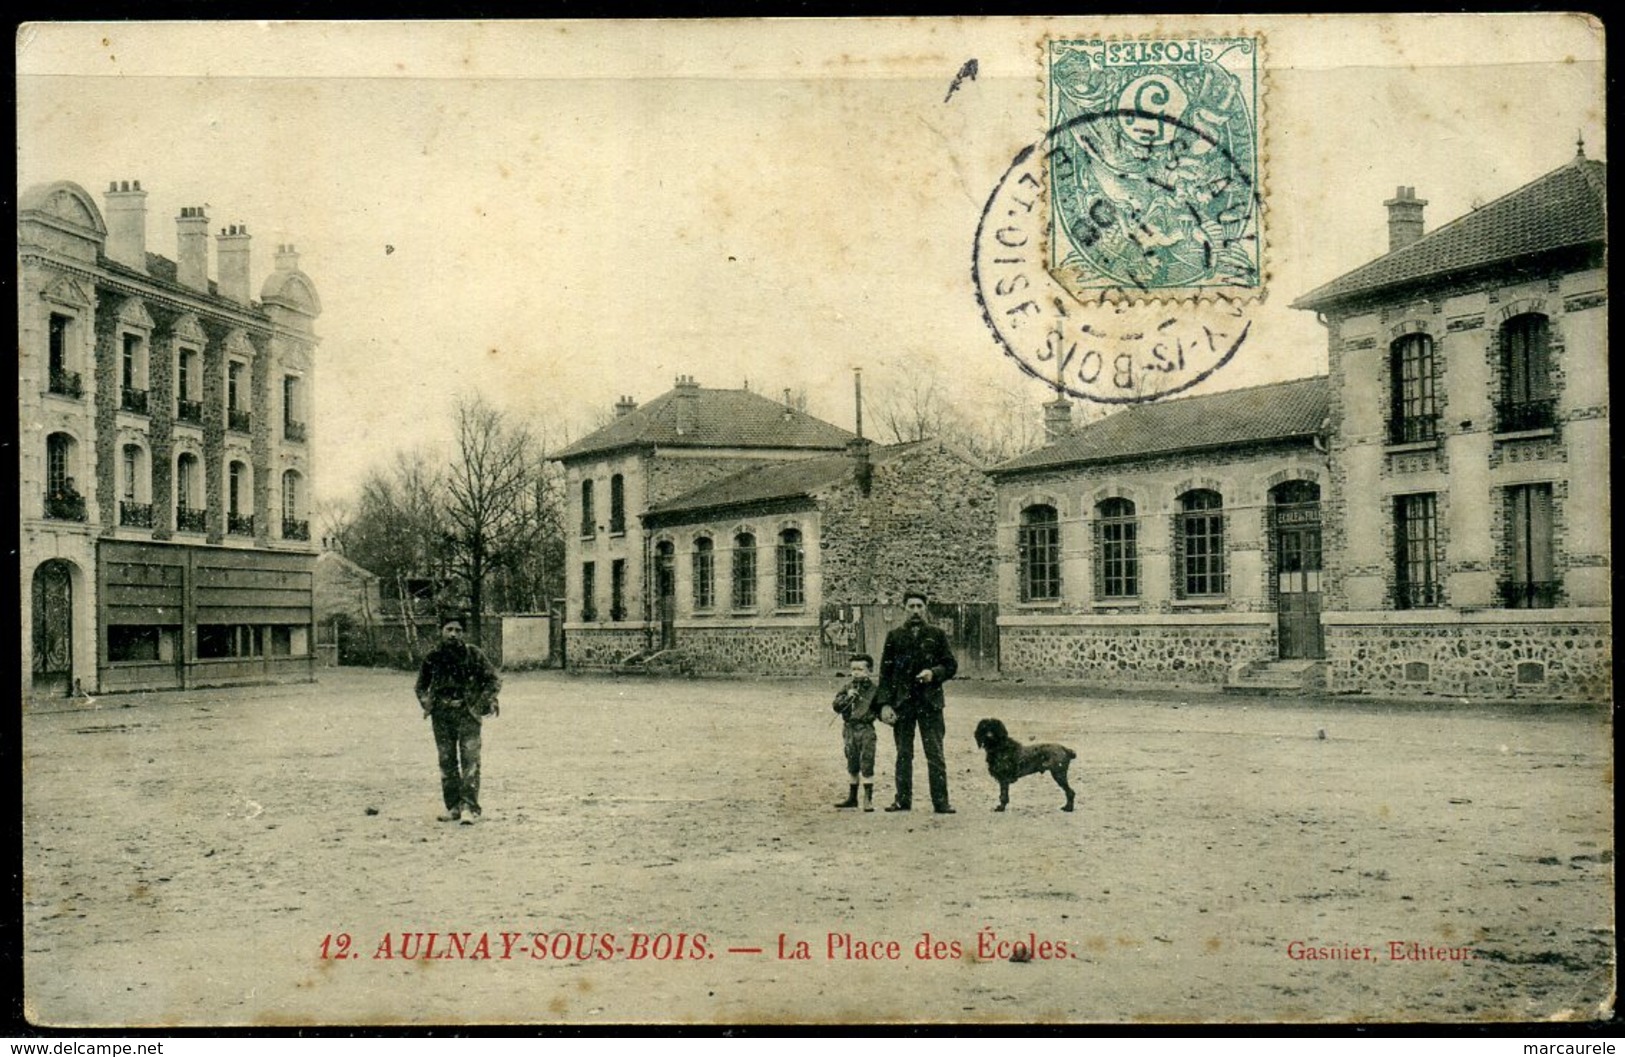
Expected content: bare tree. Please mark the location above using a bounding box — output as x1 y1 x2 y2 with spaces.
343 448 449 665
443 395 536 642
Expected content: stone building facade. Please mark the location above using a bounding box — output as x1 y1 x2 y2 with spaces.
553 377 854 667
641 440 997 674
988 379 1331 687
1293 154 1609 701
20 179 321 699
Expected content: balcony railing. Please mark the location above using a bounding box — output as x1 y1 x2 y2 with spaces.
1495 398 1557 433
228 513 255 536
1395 580 1443 609
282 517 310 541
44 492 87 521
284 420 308 443
119 500 154 528
121 387 149 414
1388 413 1440 445
228 408 252 433
48 369 83 398
176 506 207 533
1498 580 1558 609
176 398 204 425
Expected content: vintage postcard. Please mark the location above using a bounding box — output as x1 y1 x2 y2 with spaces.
16 16 1611 1028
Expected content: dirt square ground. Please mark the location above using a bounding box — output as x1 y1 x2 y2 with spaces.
21 667 1614 1026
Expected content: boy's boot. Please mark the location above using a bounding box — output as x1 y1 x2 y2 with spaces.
861 783 874 812
836 782 859 809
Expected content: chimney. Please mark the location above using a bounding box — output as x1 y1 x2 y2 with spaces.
1043 395 1073 442
215 223 252 304
274 243 301 273
674 374 699 435
1384 186 1427 252
847 438 873 496
614 395 638 418
104 180 148 270
176 206 210 291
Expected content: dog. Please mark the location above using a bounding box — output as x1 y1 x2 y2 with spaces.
972 718 1076 813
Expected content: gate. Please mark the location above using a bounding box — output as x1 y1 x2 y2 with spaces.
31 560 74 697
819 602 998 675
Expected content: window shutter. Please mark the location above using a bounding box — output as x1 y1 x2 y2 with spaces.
1218 511 1230 596
1090 518 1102 600
1170 513 1186 600
1530 485 1554 583
1017 527 1030 603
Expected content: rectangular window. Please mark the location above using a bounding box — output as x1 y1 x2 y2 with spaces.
1389 334 1439 443
1018 506 1061 602
228 361 243 412
229 463 243 517
581 562 597 622
580 479 596 538
1096 501 1139 599
609 475 626 535
122 334 139 390
122 447 138 500
692 540 715 610
283 375 299 427
1395 493 1441 608
179 350 194 398
107 625 163 663
49 314 69 375
777 531 805 608
732 537 757 610
197 624 262 659
610 559 626 622
1181 512 1226 596
1504 484 1555 608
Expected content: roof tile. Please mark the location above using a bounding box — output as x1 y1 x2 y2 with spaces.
1293 159 1606 310
557 386 854 460
990 376 1328 474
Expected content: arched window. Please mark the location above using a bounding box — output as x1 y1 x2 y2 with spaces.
175 452 203 532
282 470 309 540
118 445 153 528
1176 490 1225 597
609 474 626 535
1018 504 1061 602
692 537 715 610
732 533 757 610
1388 333 1438 443
228 460 253 535
1498 314 1554 431
777 528 805 607
43 433 84 521
580 479 595 538
1094 497 1138 599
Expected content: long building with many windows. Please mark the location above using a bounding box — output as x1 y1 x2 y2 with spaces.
20 179 322 699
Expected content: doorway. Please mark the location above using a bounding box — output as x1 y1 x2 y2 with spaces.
31 560 75 697
1272 482 1324 660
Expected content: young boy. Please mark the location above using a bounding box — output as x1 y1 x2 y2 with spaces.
832 653 881 811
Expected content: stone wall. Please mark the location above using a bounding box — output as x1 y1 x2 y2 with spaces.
678 626 822 674
566 627 649 668
999 618 1274 686
818 442 998 604
1324 615 1611 702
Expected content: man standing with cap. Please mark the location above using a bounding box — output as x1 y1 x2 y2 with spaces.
415 618 501 824
877 591 958 814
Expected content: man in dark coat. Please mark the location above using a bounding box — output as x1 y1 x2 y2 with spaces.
876 591 958 814
415 619 501 824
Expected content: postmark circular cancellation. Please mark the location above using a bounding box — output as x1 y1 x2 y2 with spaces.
974 35 1265 404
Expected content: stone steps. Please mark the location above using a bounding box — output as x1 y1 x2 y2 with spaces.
1224 660 1327 696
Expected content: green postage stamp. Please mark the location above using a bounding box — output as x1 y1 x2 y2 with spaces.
1046 37 1263 301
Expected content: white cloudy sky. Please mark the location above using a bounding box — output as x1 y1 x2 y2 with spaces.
16 17 1605 502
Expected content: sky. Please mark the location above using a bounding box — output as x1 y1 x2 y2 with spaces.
16 17 1606 504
